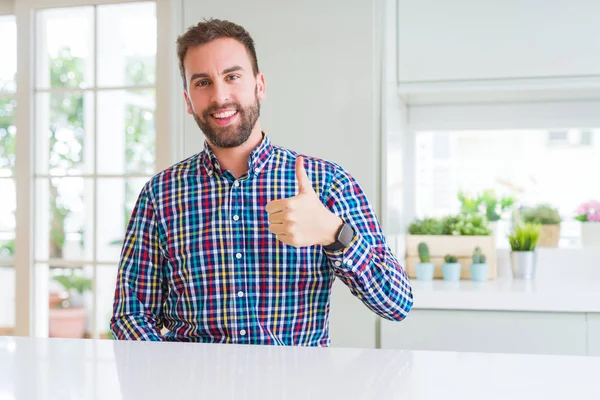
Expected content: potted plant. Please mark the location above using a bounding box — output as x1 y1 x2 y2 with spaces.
507 223 541 280
442 254 461 282
575 200 600 248
405 213 496 280
470 247 489 282
408 217 444 235
49 271 92 338
415 242 434 280
521 204 562 248
458 190 514 238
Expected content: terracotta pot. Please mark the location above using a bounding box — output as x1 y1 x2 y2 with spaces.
48 292 65 309
48 307 87 338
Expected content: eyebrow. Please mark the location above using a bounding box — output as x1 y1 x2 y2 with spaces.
189 65 244 82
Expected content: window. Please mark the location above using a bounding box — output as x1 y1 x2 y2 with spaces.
32 2 157 339
0 14 17 336
415 129 600 248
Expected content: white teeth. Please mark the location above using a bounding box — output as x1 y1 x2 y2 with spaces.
213 110 237 119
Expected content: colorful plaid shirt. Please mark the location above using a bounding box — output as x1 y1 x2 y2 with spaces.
111 134 413 346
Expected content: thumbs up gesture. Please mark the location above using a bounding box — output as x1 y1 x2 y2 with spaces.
265 156 343 248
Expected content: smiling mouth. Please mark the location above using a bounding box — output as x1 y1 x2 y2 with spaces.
209 109 239 127
212 110 238 119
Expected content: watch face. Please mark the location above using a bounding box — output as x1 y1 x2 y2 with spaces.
339 224 355 247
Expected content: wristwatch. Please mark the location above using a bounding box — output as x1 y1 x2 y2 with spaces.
323 223 355 251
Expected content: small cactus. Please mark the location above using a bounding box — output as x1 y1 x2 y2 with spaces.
444 254 458 263
472 247 487 264
418 242 430 262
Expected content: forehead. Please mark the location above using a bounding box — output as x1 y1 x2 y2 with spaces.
183 37 252 74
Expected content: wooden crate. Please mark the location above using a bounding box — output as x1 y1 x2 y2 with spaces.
538 224 560 248
405 235 497 280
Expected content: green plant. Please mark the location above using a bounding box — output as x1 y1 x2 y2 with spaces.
52 273 92 295
418 242 430 263
408 217 444 235
458 190 514 222
457 191 482 214
521 204 561 225
507 223 541 251
0 239 15 258
481 190 514 222
472 247 487 264
442 213 492 236
444 254 458 263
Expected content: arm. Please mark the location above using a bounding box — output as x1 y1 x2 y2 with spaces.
110 185 168 340
322 169 413 321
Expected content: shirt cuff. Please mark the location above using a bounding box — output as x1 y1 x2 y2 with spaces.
322 231 373 277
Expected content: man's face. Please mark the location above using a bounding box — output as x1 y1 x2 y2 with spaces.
183 38 265 149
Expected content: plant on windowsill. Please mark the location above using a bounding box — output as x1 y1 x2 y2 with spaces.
521 204 562 248
507 223 541 280
442 254 461 282
405 213 496 280
458 189 515 223
49 270 92 338
415 242 434 281
575 200 600 248
469 247 489 282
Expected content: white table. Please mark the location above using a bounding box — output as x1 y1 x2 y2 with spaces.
1 336 599 399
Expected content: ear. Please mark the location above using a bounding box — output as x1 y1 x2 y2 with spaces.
183 90 193 115
256 72 266 101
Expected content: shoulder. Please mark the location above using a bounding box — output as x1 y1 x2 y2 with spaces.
271 144 348 178
142 153 202 198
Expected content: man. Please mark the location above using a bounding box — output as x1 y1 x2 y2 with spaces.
111 19 412 346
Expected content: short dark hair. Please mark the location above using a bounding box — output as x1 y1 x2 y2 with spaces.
176 19 260 89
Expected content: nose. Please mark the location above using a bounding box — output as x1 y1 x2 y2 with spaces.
210 80 230 105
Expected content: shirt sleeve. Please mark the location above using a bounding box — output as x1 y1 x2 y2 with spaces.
110 184 168 340
322 168 413 321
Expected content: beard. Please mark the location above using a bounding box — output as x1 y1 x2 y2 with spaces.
192 89 260 149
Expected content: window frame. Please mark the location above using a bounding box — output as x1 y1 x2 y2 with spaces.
11 0 183 337
401 100 600 247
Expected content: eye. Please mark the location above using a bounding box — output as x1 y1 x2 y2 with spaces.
195 79 210 87
226 75 240 81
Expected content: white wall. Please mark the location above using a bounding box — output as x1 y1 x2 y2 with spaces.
397 0 600 83
0 0 13 15
180 0 387 348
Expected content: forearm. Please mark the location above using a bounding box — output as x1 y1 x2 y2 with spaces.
325 233 413 321
110 313 165 341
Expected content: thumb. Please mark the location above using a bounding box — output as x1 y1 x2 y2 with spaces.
295 156 314 194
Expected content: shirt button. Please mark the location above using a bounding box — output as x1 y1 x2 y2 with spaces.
347 260 353 266
233 215 240 221
334 261 341 267
208 170 213 176
237 291 244 297
235 253 242 259
240 329 246 336
233 181 240 187
255 167 261 174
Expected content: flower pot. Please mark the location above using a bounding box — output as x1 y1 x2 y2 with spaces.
537 224 560 248
49 307 87 338
581 222 600 248
415 262 435 281
442 262 462 282
470 263 489 282
510 251 537 280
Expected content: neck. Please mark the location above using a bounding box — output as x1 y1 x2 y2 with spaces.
209 124 263 178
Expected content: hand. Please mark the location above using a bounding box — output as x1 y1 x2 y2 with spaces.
265 156 343 247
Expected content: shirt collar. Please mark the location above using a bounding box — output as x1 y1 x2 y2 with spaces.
200 132 273 176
